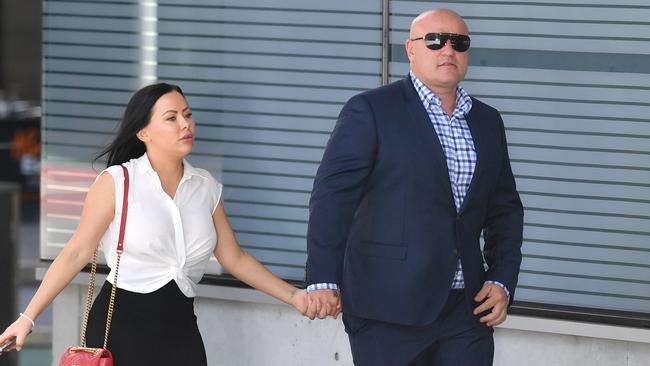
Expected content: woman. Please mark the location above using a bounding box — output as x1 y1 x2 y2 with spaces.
0 83 315 365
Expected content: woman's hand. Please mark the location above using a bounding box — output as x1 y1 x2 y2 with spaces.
0 316 34 353
289 288 311 315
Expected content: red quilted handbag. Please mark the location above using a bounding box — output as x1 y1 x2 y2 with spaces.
59 347 114 366
59 165 130 366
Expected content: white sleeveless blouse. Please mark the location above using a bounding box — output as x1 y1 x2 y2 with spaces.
97 153 222 297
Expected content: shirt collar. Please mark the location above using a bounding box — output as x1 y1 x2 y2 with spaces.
180 158 204 182
134 153 204 182
408 71 473 117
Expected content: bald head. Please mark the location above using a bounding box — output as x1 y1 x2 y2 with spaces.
405 8 470 101
409 8 469 39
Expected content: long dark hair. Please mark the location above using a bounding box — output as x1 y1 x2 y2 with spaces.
95 83 185 167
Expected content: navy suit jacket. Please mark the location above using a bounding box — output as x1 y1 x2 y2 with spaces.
306 77 524 326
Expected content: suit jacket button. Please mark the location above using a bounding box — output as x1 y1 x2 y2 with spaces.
453 248 459 256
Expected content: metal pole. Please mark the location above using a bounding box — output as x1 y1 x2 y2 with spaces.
381 0 390 85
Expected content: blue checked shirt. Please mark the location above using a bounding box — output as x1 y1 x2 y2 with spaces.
308 72 508 299
410 72 474 291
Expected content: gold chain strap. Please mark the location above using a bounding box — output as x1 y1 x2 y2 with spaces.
79 249 98 347
78 165 129 350
103 252 121 349
78 248 122 350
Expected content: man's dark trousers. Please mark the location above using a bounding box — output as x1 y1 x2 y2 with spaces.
343 290 494 366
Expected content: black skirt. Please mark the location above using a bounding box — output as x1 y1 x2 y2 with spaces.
86 280 207 366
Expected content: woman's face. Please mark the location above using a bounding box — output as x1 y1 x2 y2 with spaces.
137 91 195 158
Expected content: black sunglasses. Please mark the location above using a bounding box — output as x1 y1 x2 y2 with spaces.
410 33 471 52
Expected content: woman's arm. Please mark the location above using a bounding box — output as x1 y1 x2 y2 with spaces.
0 172 116 351
212 200 308 313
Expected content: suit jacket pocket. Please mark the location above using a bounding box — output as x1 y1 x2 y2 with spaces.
355 240 407 260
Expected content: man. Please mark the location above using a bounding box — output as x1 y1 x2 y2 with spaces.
305 8 524 366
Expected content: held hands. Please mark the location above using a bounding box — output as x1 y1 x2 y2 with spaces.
473 283 508 327
0 315 34 353
289 288 341 320
289 288 310 315
304 289 341 320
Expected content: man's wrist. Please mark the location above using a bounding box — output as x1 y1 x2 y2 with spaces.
484 280 510 300
306 283 339 293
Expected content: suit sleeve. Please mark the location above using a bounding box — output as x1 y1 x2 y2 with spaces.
483 112 524 305
306 94 377 286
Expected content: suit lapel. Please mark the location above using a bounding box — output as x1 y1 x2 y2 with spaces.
400 78 455 209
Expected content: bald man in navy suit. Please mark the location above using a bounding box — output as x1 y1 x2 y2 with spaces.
305 9 524 366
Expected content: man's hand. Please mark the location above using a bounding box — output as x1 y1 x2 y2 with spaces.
473 283 508 327
305 289 341 320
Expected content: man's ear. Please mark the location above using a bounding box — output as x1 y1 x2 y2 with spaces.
405 40 415 62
